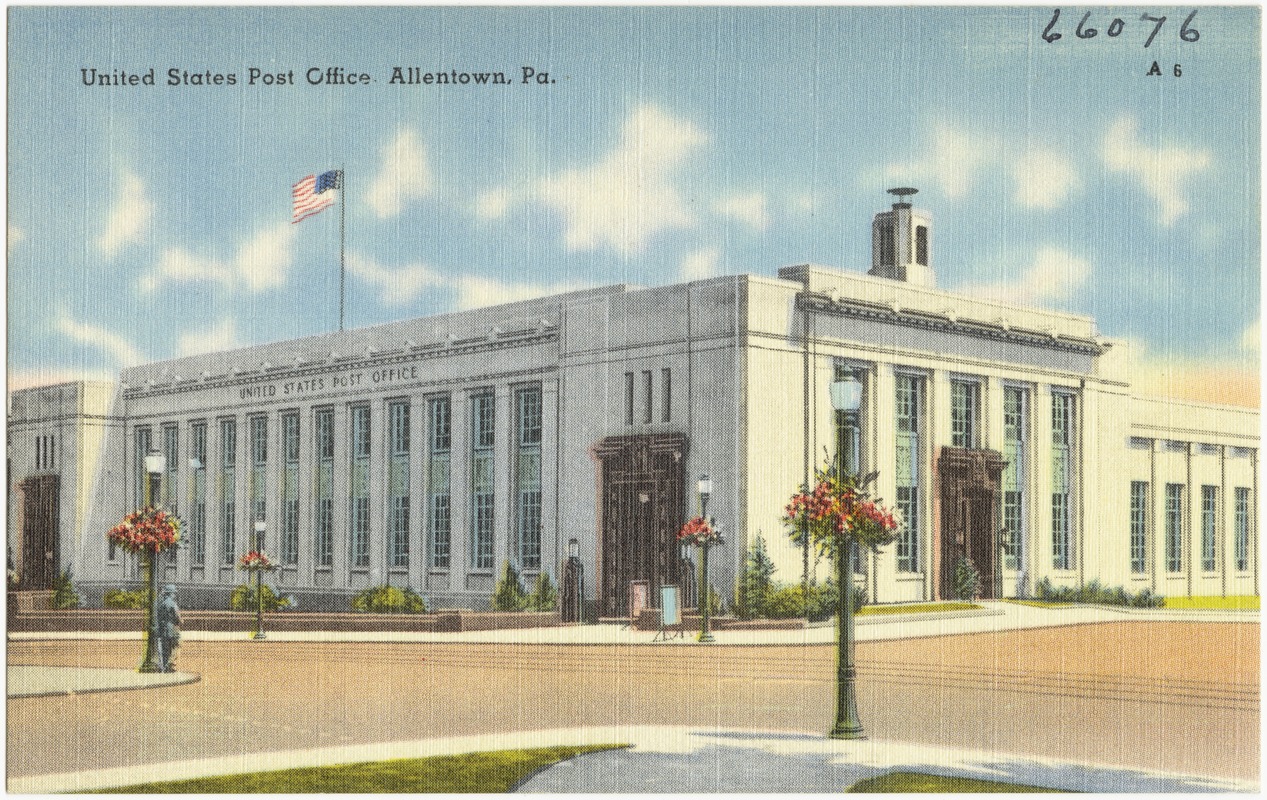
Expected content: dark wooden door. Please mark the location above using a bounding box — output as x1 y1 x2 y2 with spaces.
593 434 688 618
19 474 59 589
937 448 1006 601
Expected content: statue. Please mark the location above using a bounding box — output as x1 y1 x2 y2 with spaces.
156 584 182 673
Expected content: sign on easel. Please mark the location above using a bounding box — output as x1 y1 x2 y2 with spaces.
654 585 683 641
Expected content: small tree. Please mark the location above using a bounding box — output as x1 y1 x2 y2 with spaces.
528 571 558 612
953 556 981 601
733 532 776 619
50 568 81 610
491 562 529 611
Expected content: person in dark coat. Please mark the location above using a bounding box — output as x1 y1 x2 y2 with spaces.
157 584 182 673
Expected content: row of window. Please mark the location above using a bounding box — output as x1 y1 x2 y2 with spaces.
623 368 671 426
33 434 57 471
1130 482 1253 574
1129 437 1255 457
125 386 545 575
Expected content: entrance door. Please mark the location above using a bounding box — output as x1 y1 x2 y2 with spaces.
19 474 59 589
937 448 1006 601
593 434 688 618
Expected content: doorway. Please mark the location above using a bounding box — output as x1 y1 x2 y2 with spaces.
937 448 1006 601
18 474 59 590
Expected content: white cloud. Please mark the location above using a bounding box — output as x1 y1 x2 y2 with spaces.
177 318 243 357
715 192 769 231
1012 148 1080 210
1123 332 1259 408
957 246 1090 306
55 311 145 367
475 187 513 220
346 252 442 306
97 170 153 258
8 224 25 250
365 127 432 218
679 247 721 282
885 123 995 200
538 104 708 254
143 222 296 293
1102 115 1210 226
451 275 589 310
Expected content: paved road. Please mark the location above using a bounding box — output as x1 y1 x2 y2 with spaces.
7 619 1256 786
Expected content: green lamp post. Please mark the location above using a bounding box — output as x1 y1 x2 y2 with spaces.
138 448 165 673
829 372 864 739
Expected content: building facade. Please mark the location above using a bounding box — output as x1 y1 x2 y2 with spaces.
8 199 1259 611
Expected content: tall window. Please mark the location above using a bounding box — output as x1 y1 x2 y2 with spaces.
1235 487 1250 572
133 426 153 509
471 392 495 570
162 425 179 508
1165 483 1184 573
623 372 635 426
313 408 334 568
915 225 929 266
1051 392 1074 570
661 368 672 423
879 222 895 265
190 422 207 566
249 416 267 534
895 373 922 573
281 412 300 565
219 419 237 566
950 380 979 449
642 370 653 424
349 405 371 569
516 387 543 571
1201 485 1218 572
388 401 410 569
1001 387 1027 570
428 397 452 569
1130 481 1148 574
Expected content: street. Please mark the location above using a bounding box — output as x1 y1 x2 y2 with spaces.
6 621 1258 784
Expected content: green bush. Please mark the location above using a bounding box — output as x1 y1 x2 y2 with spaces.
953 557 981 601
733 533 776 620
50 569 81 609
229 583 293 612
103 587 147 609
351 585 426 614
1033 576 1164 608
527 572 558 612
491 562 529 611
763 580 866 620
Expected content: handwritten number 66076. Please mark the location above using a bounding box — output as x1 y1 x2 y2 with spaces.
1042 9 1200 47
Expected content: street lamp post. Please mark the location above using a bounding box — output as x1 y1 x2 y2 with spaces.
253 518 267 640
696 474 716 644
139 448 166 673
829 372 865 739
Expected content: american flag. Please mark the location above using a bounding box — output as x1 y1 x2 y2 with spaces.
292 170 341 223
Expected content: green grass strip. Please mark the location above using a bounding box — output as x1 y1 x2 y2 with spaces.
1164 595 1259 611
856 602 981 616
1004 599 1073 608
847 770 1060 792
96 744 627 794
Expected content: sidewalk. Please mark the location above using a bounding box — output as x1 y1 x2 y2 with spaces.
7 665 198 698
8 600 1256 646
7 725 1252 793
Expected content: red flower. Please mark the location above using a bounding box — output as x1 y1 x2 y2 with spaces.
106 506 181 555
676 515 722 547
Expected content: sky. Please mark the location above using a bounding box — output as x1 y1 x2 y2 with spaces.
7 6 1261 406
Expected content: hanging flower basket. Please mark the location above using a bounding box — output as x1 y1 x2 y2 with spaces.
239 551 278 572
783 467 900 558
107 507 181 555
677 515 722 548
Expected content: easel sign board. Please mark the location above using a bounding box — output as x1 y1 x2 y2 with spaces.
661 586 680 626
629 580 649 621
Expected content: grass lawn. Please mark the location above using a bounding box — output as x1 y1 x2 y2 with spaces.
847 771 1059 792
96 744 627 793
1164 595 1259 611
1004 599 1073 609
856 602 981 616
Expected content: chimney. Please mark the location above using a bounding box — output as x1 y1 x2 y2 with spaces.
869 187 934 287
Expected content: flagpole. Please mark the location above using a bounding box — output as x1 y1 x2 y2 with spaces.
339 165 346 332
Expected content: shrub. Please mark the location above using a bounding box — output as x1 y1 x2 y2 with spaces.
491 562 529 611
763 581 865 620
704 584 723 617
351 585 426 614
229 583 293 612
527 572 557 612
50 569 81 610
953 557 981 601
733 533 776 620
1033 577 1164 608
103 587 147 609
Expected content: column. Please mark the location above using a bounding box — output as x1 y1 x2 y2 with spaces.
367 400 386 587
447 392 471 588
494 384 513 572
871 363 897 603
541 379 561 581
330 405 349 589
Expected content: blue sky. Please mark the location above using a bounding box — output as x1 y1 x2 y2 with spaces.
8 6 1260 404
